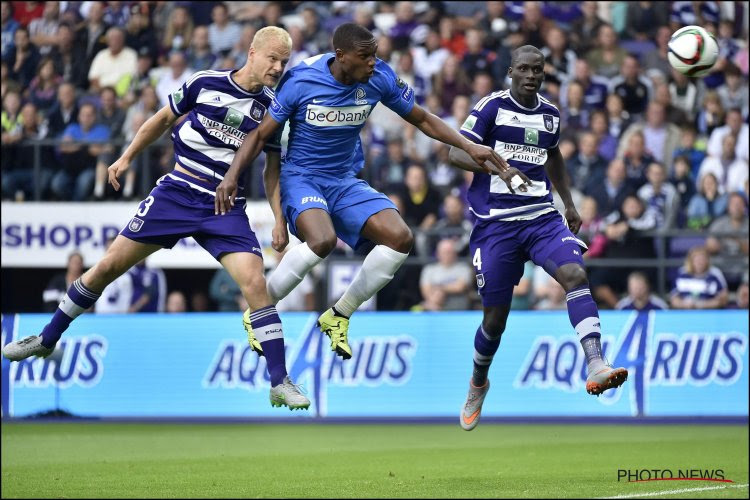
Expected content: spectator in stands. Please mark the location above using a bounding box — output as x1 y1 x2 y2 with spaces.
672 125 705 179
120 48 155 107
478 1 510 52
619 130 653 189
88 27 137 94
588 159 633 218
166 290 188 313
566 131 607 193
560 80 589 133
396 50 427 105
127 260 167 313
1 2 20 59
28 1 59 56
616 271 668 311
707 108 749 163
468 71 493 110
610 54 652 118
638 162 681 228
669 155 696 218
705 192 750 287
413 28 450 83
605 92 632 139
2 100 51 200
208 3 241 56
735 280 749 309
510 262 535 310
460 27 496 81
161 5 193 54
641 25 673 77
401 164 441 232
698 133 749 195
80 1 110 65
4 26 39 87
509 1 549 50
695 90 725 138
533 269 567 310
424 193 472 257
124 3 157 61
42 251 84 312
670 1 720 32
95 237 135 314
586 24 627 81
92 86 125 199
51 102 109 201
687 172 727 230
155 50 193 108
186 25 216 73
433 53 471 114
653 81 688 125
591 195 658 307
669 69 699 122
299 7 330 54
671 246 728 309
45 82 78 139
577 196 607 258
541 26 576 87
419 238 473 311
103 1 130 27
621 102 681 169
590 110 617 162
372 136 411 191
227 24 256 69
27 56 61 114
717 64 748 118
49 22 88 90
209 267 243 312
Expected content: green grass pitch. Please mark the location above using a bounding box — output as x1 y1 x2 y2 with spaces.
1 423 747 498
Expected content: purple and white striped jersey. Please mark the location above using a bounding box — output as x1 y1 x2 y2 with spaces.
672 266 728 301
167 69 281 196
459 90 561 222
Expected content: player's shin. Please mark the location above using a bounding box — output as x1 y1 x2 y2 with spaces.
334 245 408 317
266 243 323 303
472 325 501 387
249 305 287 386
566 285 605 372
40 278 101 348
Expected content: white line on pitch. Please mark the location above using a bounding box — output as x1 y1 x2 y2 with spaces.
597 483 748 499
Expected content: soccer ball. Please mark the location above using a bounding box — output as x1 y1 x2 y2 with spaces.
667 26 719 77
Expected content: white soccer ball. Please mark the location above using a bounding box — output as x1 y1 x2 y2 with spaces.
667 25 719 77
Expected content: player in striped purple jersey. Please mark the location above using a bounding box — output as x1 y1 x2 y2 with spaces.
2 27 310 411
449 46 629 430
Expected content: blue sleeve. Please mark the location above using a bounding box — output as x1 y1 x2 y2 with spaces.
459 104 493 145
268 70 297 124
378 61 415 117
168 71 204 116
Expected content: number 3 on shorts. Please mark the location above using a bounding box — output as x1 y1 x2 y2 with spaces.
136 196 155 217
473 247 482 271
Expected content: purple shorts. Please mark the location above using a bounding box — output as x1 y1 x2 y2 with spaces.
469 210 587 306
119 173 262 261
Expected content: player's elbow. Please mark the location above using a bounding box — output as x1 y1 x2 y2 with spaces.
448 146 461 165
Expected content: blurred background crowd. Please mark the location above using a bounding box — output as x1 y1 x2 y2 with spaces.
1 1 748 314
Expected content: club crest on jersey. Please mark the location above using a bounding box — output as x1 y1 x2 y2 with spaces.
249 101 265 122
524 128 538 145
476 273 485 288
543 114 554 132
224 108 244 128
128 217 144 233
355 87 367 105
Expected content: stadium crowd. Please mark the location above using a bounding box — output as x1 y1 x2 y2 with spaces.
1 1 748 312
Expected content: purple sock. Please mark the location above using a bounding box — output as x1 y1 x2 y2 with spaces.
250 306 287 387
565 285 604 367
472 325 502 387
40 278 100 348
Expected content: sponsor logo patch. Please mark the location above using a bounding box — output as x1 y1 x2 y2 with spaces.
270 97 281 113
301 196 328 206
305 104 372 127
524 128 538 145
401 86 413 101
223 108 244 128
172 88 184 105
461 115 477 131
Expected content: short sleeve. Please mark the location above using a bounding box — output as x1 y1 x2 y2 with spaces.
168 71 205 116
268 70 297 124
378 61 415 117
459 108 492 145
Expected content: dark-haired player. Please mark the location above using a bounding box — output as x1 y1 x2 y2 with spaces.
3 27 310 411
216 23 510 360
449 46 629 430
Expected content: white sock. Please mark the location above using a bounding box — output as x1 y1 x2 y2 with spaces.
334 245 408 317
267 243 323 303
94 182 104 198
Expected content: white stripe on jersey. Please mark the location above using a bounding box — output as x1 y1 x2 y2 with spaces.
494 107 560 133
475 90 508 112
178 120 235 165
177 153 225 179
161 173 246 199
470 203 557 221
185 70 228 89
195 88 265 117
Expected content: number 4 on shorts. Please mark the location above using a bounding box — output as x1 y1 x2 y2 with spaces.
473 247 482 270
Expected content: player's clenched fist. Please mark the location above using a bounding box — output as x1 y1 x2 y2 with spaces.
271 220 289 253
107 157 130 191
215 176 238 215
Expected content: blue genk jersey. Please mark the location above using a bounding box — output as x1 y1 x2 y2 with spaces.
459 90 561 222
167 69 281 196
268 53 415 176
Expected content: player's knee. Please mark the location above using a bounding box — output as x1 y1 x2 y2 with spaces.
391 226 413 254
240 273 267 301
92 255 125 283
482 307 509 338
306 234 337 258
558 265 589 291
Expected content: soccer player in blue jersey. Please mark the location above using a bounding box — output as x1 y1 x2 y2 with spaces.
448 46 629 430
2 27 310 411
215 23 509 360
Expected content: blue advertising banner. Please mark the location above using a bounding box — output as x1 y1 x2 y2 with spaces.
1 311 747 418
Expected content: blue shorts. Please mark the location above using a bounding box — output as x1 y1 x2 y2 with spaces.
119 172 262 261
469 211 587 306
280 168 395 249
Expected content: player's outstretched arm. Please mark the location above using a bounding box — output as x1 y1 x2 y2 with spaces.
215 114 281 215
448 146 533 194
108 105 180 191
403 104 510 173
263 151 289 252
545 146 582 233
